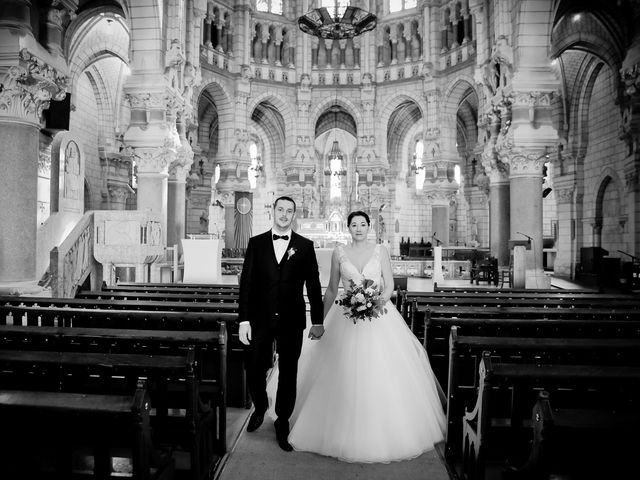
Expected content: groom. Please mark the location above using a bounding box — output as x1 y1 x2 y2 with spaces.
238 196 324 451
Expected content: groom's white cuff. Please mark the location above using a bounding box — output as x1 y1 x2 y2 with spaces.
239 321 249 325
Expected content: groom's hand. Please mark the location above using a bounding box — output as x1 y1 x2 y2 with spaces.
239 322 252 345
308 325 324 340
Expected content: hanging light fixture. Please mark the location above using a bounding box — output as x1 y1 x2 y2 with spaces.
324 106 347 176
298 5 377 40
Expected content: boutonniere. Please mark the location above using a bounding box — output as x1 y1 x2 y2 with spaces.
287 247 297 260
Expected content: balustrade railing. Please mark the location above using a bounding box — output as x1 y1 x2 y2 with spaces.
50 211 98 298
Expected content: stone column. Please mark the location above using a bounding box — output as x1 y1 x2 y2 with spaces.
123 90 183 245
0 49 66 284
507 153 550 288
432 203 450 246
488 175 510 266
167 150 193 249
204 15 212 46
553 175 576 278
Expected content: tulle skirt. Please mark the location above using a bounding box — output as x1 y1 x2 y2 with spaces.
267 301 446 463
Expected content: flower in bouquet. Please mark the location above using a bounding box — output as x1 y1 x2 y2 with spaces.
335 278 388 324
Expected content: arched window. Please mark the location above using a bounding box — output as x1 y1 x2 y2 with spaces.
257 0 283 15
214 164 221 185
248 142 260 189
390 0 417 13
414 140 425 191
454 164 461 185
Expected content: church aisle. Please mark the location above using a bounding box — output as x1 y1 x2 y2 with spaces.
215 413 451 480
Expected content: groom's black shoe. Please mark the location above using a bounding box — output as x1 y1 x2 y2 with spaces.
247 410 265 432
274 418 293 452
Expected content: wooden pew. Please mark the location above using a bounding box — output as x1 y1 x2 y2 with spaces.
1 294 239 312
102 285 239 295
0 376 173 479
423 314 640 393
112 282 239 288
0 305 230 480
461 351 640 480
445 326 640 466
506 390 639 480
77 291 239 303
418 305 640 349
400 292 640 333
433 285 597 294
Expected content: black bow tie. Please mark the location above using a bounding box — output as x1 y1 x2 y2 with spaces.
273 234 289 241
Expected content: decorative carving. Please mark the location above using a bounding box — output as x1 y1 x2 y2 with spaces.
0 49 67 124
38 152 51 176
169 141 194 181
130 137 179 174
504 153 546 177
555 187 575 204
62 222 92 298
165 39 185 90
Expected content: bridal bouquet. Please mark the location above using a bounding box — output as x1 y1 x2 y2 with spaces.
336 278 388 324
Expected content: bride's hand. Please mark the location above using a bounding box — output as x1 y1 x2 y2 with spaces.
308 325 324 340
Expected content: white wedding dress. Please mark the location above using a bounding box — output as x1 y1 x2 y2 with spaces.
267 244 446 463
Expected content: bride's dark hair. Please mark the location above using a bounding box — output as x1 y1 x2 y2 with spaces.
347 210 370 225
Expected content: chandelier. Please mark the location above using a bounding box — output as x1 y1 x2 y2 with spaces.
324 140 347 176
298 6 377 40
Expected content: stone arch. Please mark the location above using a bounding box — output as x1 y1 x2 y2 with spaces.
378 92 425 129
310 95 364 140
385 99 423 169
83 68 112 159
593 168 624 251
442 76 479 116
64 3 129 60
594 167 623 218
567 55 605 158
250 101 287 171
246 92 296 144
197 80 234 155
550 3 632 99
65 12 129 101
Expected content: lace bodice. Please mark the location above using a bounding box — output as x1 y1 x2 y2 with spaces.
337 244 383 290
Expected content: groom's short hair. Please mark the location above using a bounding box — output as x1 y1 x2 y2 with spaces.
274 195 296 212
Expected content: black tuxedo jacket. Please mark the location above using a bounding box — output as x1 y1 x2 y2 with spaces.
238 230 323 331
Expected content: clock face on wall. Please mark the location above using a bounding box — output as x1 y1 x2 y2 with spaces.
236 196 251 215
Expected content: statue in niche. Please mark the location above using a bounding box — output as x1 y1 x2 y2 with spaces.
63 141 80 200
165 39 185 90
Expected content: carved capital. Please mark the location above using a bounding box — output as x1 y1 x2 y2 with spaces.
0 49 67 125
555 186 574 204
107 182 132 204
129 137 180 174
425 189 457 204
169 142 195 181
126 92 170 110
504 152 546 178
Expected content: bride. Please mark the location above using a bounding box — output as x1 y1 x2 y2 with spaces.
268 210 446 463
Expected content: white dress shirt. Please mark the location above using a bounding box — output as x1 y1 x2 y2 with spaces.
272 229 292 263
